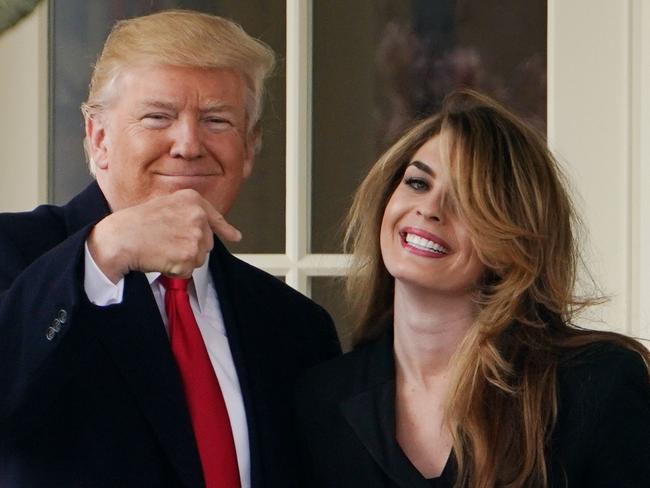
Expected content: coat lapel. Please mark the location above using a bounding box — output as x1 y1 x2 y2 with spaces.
61 181 111 235
64 182 204 488
208 241 308 487
207 243 263 485
339 332 433 488
90 273 204 487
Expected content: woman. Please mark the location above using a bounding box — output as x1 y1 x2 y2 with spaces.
295 90 650 487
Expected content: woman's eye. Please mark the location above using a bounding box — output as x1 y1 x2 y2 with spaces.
404 177 429 191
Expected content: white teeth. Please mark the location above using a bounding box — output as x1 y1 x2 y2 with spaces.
405 233 448 254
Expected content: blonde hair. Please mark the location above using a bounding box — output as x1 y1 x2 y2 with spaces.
81 10 275 171
345 89 649 487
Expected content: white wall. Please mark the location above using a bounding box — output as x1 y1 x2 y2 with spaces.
0 2 47 212
549 0 650 344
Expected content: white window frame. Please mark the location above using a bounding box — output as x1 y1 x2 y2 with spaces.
236 0 349 296
235 0 650 348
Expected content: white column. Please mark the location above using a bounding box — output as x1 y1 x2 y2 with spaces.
0 3 48 211
548 0 634 336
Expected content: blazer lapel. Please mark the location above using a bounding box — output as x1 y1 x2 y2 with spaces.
339 332 432 488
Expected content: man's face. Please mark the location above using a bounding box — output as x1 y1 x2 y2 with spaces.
87 64 254 213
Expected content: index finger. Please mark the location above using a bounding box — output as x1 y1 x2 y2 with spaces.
203 203 242 242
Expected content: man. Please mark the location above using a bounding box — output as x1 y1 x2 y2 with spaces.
0 10 340 488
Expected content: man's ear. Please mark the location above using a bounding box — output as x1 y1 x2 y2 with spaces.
242 125 260 179
85 114 109 170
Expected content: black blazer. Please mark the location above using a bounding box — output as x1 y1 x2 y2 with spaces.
295 330 650 487
0 182 341 488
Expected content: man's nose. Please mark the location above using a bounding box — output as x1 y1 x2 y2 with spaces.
170 119 203 160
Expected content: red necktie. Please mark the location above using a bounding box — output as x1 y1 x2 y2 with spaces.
160 276 240 488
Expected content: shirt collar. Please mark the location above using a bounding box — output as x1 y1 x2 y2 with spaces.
146 257 211 313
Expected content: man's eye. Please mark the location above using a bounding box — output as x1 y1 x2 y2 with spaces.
404 177 429 191
144 113 168 120
205 117 232 128
141 114 171 127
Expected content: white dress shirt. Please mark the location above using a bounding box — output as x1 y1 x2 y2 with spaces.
83 244 250 488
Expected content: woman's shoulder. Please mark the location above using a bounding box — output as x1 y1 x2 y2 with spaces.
557 340 648 391
294 331 394 408
550 340 650 485
554 340 649 430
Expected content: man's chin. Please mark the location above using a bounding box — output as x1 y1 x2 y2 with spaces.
155 174 219 188
153 181 235 215
150 175 220 200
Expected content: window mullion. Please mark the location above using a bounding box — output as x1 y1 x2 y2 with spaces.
285 0 313 294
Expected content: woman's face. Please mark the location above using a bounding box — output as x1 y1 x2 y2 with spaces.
379 135 484 296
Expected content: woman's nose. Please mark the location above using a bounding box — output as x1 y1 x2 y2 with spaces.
416 192 443 222
416 207 441 222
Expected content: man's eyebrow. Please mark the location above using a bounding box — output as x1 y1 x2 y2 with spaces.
407 160 434 176
138 100 178 111
136 100 239 115
199 102 236 114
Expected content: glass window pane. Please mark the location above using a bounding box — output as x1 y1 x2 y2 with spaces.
50 0 285 253
311 0 547 253
310 276 352 352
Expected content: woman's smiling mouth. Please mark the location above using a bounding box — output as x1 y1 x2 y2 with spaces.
399 227 451 257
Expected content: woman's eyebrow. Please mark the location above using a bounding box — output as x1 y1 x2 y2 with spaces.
407 160 434 176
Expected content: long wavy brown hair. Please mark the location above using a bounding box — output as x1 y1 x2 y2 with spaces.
344 89 650 487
